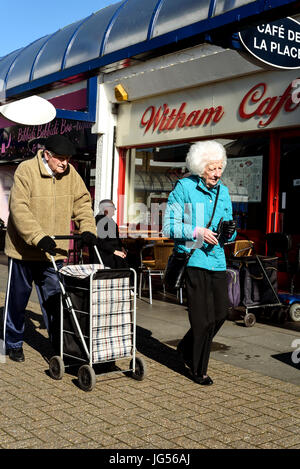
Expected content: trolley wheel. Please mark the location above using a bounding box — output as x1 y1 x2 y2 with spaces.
78 365 96 392
244 312 256 327
289 303 300 322
276 308 287 324
130 356 147 381
49 356 64 380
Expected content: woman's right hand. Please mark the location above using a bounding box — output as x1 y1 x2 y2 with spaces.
193 227 219 245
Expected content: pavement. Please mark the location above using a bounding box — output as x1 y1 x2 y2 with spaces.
0 255 299 452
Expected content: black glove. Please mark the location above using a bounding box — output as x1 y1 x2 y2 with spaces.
81 231 97 247
37 236 57 255
221 220 236 239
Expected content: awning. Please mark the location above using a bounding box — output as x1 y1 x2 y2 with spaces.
1 0 299 98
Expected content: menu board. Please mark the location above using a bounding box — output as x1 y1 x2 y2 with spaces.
222 156 263 203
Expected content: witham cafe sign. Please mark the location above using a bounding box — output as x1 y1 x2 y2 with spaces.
238 17 300 69
116 70 300 147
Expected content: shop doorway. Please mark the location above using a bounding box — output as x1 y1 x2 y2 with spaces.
279 135 300 235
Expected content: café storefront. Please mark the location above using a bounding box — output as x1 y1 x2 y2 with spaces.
114 67 300 258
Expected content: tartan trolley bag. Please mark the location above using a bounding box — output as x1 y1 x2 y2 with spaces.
48 243 146 391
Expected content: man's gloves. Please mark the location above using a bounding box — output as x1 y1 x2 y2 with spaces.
221 220 236 239
37 236 57 255
81 231 97 247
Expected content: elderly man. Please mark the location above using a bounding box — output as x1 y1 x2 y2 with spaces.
3 134 97 362
93 199 128 268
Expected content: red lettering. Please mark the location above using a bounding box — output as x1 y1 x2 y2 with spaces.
169 103 187 129
239 83 267 119
284 96 300 112
141 105 169 133
239 81 300 127
261 84 292 126
140 102 224 133
255 96 278 116
158 104 170 131
195 106 225 126
185 110 201 127
212 106 224 123
163 108 178 130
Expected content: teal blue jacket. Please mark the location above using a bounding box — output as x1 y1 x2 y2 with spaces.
163 175 236 271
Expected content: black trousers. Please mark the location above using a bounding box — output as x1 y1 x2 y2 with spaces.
178 267 229 376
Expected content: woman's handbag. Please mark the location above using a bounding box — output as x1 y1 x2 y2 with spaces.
163 185 220 290
163 248 196 290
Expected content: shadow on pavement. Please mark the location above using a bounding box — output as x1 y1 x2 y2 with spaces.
0 306 55 363
271 351 300 370
23 309 54 362
136 325 190 379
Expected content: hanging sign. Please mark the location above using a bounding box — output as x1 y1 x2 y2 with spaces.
239 17 300 69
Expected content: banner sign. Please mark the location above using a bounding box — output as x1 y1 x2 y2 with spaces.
239 17 300 69
0 118 94 162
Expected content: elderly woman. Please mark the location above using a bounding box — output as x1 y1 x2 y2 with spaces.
163 140 236 385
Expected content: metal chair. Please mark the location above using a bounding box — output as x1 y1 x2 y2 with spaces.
233 239 254 257
225 239 254 258
139 242 174 304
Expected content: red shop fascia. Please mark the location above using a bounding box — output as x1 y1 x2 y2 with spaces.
116 77 300 248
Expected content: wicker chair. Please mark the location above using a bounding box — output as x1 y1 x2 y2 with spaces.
225 239 254 258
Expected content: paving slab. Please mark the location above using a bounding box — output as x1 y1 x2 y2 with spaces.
0 262 300 450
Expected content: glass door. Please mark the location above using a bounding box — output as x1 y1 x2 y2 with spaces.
279 136 300 235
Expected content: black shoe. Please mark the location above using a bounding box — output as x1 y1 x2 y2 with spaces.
192 374 213 386
8 347 25 363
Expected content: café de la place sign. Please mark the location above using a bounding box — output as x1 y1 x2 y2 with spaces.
239 16 300 69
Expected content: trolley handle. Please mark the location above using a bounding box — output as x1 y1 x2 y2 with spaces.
52 234 104 266
51 234 82 240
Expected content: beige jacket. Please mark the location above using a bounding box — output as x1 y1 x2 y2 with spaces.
5 150 96 261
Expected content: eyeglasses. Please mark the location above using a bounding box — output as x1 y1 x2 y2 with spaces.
46 150 70 161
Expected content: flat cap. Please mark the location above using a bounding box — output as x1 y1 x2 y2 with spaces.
44 135 76 156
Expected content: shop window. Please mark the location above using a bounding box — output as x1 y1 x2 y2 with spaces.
125 136 270 234
128 145 189 230
223 135 269 232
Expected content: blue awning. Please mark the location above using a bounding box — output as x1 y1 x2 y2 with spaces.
1 0 299 98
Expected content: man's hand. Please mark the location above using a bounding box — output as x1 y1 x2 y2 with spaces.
114 250 127 259
81 231 97 247
37 236 57 255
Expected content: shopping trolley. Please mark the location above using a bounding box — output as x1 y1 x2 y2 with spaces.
48 235 147 391
226 239 284 327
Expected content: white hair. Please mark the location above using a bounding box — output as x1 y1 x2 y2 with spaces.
186 140 227 177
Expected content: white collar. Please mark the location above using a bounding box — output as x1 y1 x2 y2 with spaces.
42 156 54 176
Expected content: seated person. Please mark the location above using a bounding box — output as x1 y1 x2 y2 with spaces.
92 199 128 268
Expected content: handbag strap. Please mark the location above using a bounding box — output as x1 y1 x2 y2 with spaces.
188 184 221 257
206 184 220 229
